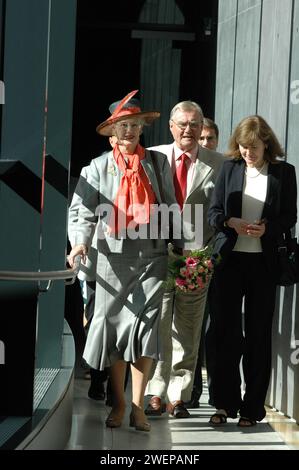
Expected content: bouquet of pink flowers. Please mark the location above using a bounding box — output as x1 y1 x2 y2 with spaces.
166 247 214 292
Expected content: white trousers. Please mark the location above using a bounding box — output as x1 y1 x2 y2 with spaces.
146 283 209 402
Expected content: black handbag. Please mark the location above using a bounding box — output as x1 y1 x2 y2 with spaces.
277 230 299 286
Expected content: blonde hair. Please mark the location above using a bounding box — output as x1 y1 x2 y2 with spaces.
227 115 285 163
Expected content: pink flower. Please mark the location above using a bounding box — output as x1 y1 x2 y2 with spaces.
196 277 205 288
176 277 187 287
204 259 213 269
185 257 198 268
167 248 214 292
188 284 195 290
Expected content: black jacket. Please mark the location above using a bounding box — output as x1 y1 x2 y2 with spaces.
208 159 297 280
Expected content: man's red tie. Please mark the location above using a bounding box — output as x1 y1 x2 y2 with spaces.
173 153 188 210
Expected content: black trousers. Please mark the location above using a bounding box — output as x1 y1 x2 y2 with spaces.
192 297 215 406
208 252 277 421
83 281 107 382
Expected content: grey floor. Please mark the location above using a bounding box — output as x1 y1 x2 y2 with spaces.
65 369 290 451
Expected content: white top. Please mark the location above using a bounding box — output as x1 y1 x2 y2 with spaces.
233 163 268 253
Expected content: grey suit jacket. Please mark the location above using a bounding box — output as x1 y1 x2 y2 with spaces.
68 165 98 281
149 143 225 250
73 149 183 253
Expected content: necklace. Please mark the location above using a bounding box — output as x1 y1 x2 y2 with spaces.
245 162 266 178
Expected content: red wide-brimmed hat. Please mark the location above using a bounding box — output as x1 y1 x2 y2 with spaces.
96 90 160 136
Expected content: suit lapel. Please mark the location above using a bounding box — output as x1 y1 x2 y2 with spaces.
230 160 245 217
262 162 280 219
108 151 122 178
187 158 212 199
141 150 162 203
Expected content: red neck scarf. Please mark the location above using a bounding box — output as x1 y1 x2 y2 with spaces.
109 144 156 234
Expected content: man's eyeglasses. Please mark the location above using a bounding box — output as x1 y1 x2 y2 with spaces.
171 120 202 130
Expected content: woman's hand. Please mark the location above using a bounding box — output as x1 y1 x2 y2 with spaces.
245 221 266 238
227 217 250 235
67 244 88 268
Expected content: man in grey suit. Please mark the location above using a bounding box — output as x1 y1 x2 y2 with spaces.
145 100 224 418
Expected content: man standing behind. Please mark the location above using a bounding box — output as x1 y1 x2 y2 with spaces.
199 117 219 151
190 117 220 408
145 101 223 418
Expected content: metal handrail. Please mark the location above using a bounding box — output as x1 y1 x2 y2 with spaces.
0 257 81 282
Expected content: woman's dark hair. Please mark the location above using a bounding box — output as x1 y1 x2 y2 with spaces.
226 115 285 163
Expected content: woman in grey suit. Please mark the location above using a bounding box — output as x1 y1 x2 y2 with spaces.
208 115 297 427
68 90 182 432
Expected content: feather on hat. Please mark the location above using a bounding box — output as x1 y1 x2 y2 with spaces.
96 90 160 136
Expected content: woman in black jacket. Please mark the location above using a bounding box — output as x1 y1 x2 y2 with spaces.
207 115 297 426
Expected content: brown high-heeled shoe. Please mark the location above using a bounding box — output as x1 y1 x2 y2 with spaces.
129 404 151 432
105 408 125 428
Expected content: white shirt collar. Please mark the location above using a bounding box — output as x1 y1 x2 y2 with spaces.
173 143 198 163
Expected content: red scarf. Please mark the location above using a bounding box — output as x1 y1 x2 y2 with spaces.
109 144 156 234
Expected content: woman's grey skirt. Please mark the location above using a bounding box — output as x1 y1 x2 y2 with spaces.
83 238 168 369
